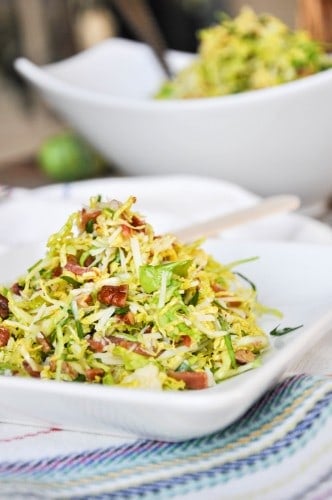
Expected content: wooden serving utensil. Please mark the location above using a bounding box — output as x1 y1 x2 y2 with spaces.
174 195 300 243
297 0 332 47
111 0 172 78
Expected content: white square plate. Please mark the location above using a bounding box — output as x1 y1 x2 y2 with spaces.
0 240 331 441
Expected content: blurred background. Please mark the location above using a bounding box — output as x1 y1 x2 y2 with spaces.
0 0 327 186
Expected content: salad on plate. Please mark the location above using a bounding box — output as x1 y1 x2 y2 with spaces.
0 196 271 390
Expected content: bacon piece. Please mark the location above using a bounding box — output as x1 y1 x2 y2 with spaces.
235 349 255 365
84 255 94 267
0 294 9 320
64 255 89 276
22 361 40 378
211 283 225 293
80 208 101 230
168 370 208 390
36 333 51 353
0 326 10 347
131 215 143 227
121 224 132 238
10 283 23 295
86 368 105 382
108 335 152 357
52 265 62 277
97 285 128 307
226 300 242 307
131 215 145 231
181 335 192 347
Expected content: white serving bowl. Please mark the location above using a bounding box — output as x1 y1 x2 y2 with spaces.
15 38 332 203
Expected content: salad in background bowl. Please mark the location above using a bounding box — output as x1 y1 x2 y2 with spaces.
15 9 332 203
156 8 332 99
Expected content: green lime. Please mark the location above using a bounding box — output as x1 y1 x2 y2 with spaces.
38 132 106 182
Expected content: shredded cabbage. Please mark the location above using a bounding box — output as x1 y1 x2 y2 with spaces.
0 195 271 390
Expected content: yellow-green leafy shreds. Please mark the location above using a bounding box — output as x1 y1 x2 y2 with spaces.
0 195 269 390
156 7 332 99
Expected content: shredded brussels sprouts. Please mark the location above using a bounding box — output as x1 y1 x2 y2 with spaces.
156 7 332 99
0 196 270 390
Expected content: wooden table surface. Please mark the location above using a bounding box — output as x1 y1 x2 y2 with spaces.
0 158 113 188
0 158 55 188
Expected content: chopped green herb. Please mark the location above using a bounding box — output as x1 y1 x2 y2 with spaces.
234 271 256 291
85 219 94 233
115 306 130 315
226 256 259 269
60 276 81 287
188 289 199 306
224 333 237 369
75 319 84 339
218 315 230 331
27 259 42 273
270 324 303 336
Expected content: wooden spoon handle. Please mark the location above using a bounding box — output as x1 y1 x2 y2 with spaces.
174 195 300 243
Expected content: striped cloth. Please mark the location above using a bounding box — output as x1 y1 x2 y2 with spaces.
0 374 331 499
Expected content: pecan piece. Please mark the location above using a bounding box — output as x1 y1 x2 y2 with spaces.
0 326 10 347
97 285 128 307
10 283 23 295
0 294 9 320
235 349 255 365
62 361 78 378
36 333 52 353
86 368 105 382
22 361 40 378
108 335 152 357
88 337 109 352
168 370 208 390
